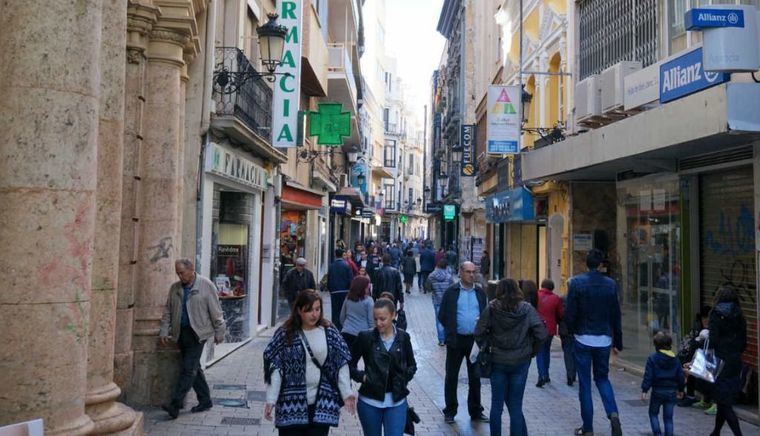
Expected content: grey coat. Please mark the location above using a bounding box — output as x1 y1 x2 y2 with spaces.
475 300 547 366
160 273 227 343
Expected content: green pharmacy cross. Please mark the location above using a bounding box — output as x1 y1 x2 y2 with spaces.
399 214 408 224
308 103 351 146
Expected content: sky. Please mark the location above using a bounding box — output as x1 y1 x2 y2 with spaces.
384 0 446 127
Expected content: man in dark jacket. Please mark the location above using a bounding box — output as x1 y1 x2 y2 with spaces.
418 243 436 291
373 254 404 307
388 243 402 268
565 249 623 436
437 261 489 424
281 257 316 309
327 248 353 331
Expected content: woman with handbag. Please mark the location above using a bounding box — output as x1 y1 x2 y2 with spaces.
349 298 417 436
708 287 747 436
263 290 357 435
475 278 547 436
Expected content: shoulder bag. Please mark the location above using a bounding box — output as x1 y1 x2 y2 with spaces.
474 306 493 378
298 329 342 396
688 337 722 383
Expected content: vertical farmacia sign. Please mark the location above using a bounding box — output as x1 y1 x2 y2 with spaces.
273 0 303 147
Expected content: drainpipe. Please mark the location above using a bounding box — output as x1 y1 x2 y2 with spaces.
201 0 218 133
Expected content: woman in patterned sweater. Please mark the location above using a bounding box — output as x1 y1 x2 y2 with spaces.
264 289 356 435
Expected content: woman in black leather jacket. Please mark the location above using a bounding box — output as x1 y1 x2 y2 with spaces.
349 298 417 436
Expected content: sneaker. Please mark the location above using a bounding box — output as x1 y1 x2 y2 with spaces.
438 342 445 347
705 404 718 415
610 413 622 436
470 412 489 422
567 377 575 387
444 414 455 424
191 402 213 413
574 427 593 436
692 400 710 409
536 378 546 388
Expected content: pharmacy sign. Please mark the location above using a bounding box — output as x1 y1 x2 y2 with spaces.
273 0 303 147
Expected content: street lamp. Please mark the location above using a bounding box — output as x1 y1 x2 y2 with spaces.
214 13 290 94
356 172 366 185
451 146 463 164
521 86 533 125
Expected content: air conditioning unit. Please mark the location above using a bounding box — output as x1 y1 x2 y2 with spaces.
575 75 601 125
601 61 642 114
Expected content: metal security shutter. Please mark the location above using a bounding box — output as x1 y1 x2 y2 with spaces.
699 167 757 370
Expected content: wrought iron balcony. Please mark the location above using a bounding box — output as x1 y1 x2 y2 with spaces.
213 47 273 138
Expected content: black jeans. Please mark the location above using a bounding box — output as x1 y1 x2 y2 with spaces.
443 334 483 417
171 325 211 407
560 334 576 381
279 405 330 435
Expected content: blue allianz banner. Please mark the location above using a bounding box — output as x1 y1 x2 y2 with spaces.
660 47 730 104
485 187 534 224
685 8 744 30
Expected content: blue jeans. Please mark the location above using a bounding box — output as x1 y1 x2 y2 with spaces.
489 362 530 436
574 340 619 433
357 398 407 436
648 389 677 436
536 335 553 380
433 302 445 343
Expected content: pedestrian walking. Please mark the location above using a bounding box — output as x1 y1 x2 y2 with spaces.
281 257 317 309
418 243 436 291
366 246 381 283
344 250 360 277
438 261 489 424
401 250 417 294
159 258 226 419
263 290 356 435
349 298 417 436
373 254 404 306
327 249 353 331
475 278 547 436
445 245 458 274
707 287 747 436
565 249 623 436
535 278 564 387
558 295 576 387
641 331 685 436
519 279 538 308
480 249 490 280
435 247 446 265
340 276 374 350
389 243 402 268
425 258 454 346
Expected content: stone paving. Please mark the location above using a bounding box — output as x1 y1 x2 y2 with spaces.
143 281 758 435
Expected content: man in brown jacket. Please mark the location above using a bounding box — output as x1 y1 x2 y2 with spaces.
159 258 226 419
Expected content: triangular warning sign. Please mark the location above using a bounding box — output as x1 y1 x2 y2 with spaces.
497 89 512 103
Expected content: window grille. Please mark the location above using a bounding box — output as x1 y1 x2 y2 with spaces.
578 0 658 80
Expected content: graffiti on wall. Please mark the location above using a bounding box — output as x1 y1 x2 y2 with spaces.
704 205 755 305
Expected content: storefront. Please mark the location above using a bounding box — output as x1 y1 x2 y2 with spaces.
199 142 269 362
280 182 325 279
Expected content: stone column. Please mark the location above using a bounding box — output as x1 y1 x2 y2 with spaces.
85 0 143 433
114 0 159 400
129 16 197 405
0 1 101 434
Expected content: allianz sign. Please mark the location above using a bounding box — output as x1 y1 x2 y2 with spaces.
659 47 730 103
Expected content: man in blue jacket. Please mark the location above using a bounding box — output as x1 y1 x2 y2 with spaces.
327 248 353 331
565 249 623 436
418 242 437 291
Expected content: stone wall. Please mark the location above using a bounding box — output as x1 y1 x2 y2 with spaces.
570 182 619 282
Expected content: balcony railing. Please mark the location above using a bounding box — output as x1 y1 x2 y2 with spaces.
327 43 357 105
213 47 272 137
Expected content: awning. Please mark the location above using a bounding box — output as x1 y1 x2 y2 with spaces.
485 187 535 223
335 186 365 208
282 182 324 210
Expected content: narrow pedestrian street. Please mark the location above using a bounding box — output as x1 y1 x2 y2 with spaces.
142 284 757 435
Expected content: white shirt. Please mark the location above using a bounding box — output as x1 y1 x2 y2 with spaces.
574 334 612 348
266 326 352 404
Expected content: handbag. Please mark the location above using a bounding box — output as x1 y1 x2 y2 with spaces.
688 338 722 383
396 309 408 330
474 306 493 378
404 406 421 435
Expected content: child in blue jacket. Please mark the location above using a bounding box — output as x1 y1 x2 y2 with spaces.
641 331 686 436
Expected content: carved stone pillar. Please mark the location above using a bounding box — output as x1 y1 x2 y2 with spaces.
115 0 159 402
85 0 143 433
0 1 101 434
128 12 197 405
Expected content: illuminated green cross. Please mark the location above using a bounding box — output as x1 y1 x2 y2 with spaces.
399 214 408 224
308 103 351 146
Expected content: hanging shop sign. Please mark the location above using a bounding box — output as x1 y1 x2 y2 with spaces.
399 214 408 224
685 5 760 72
460 124 476 176
443 204 456 221
486 85 521 155
330 198 349 214
309 103 351 145
685 8 745 30
659 47 730 104
273 0 303 147
205 143 268 190
485 187 534 224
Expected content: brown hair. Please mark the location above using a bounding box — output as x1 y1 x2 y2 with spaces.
283 289 330 343
436 258 448 269
653 331 672 350
374 298 396 315
496 278 524 310
347 276 371 302
379 291 395 302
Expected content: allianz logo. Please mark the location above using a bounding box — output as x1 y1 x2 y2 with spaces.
661 61 720 93
697 12 739 24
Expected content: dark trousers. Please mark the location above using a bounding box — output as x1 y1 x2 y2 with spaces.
560 335 576 381
278 405 330 435
330 291 347 331
419 270 432 291
171 325 211 407
443 334 483 417
648 389 677 436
